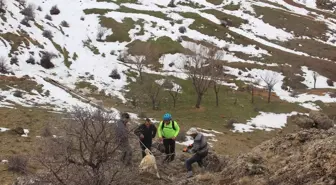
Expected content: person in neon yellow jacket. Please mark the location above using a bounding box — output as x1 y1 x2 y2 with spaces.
157 113 180 163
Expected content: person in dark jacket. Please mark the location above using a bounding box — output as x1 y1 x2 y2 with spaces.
134 118 157 158
115 112 132 166
184 128 209 178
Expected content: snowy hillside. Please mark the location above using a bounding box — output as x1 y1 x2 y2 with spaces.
0 0 336 128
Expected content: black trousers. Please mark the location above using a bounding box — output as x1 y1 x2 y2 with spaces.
185 153 206 171
140 142 152 158
163 139 175 162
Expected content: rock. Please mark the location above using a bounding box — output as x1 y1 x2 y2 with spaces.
292 115 315 129
203 152 222 172
309 111 334 130
11 127 25 135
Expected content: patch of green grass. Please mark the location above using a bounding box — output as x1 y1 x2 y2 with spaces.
125 73 307 131
127 36 185 68
203 9 247 27
206 0 223 5
180 12 231 41
99 16 135 42
82 39 100 55
223 2 241 10
253 5 328 39
34 22 44 30
72 52 78 61
118 6 170 20
51 41 71 68
75 81 99 92
0 33 30 56
83 8 113 15
177 1 205 8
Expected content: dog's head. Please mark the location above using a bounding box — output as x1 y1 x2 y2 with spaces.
144 148 151 155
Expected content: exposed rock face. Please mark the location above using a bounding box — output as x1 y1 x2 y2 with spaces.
219 128 336 185
309 111 334 130
291 111 334 130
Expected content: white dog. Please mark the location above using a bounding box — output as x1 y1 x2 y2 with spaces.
139 148 160 179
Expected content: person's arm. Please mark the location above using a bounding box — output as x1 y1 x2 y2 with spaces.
173 121 180 137
134 124 143 137
152 124 157 138
157 122 163 138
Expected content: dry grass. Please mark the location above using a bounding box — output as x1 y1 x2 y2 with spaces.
282 39 336 61
253 5 328 40
0 107 62 184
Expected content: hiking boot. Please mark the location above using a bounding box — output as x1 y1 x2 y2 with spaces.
187 171 193 178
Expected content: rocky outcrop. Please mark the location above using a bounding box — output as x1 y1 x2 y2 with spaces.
291 111 334 130
219 128 336 185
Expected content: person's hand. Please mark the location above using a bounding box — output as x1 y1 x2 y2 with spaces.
172 137 176 140
140 134 144 139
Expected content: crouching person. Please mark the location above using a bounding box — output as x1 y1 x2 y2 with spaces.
184 128 209 178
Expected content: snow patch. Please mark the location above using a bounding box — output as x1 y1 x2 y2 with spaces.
232 111 300 132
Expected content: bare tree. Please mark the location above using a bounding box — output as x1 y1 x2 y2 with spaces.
313 71 319 89
143 77 164 110
96 26 108 41
35 107 137 185
164 80 181 108
260 72 279 103
127 55 146 83
211 62 224 107
184 45 221 108
249 78 260 104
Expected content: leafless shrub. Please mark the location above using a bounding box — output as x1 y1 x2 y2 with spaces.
8 155 28 174
49 5 60 15
37 5 42 11
226 119 237 129
178 26 186 33
13 90 23 98
80 16 85 21
260 71 279 103
326 79 334 86
109 68 121 79
40 52 56 69
0 0 6 11
35 107 137 184
10 55 19 66
60 20 69 27
17 0 26 7
96 26 108 41
126 55 146 83
42 30 53 39
168 0 176 7
45 14 52 21
20 16 31 27
117 50 128 62
0 57 10 74
20 3 35 20
26 55 35 64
